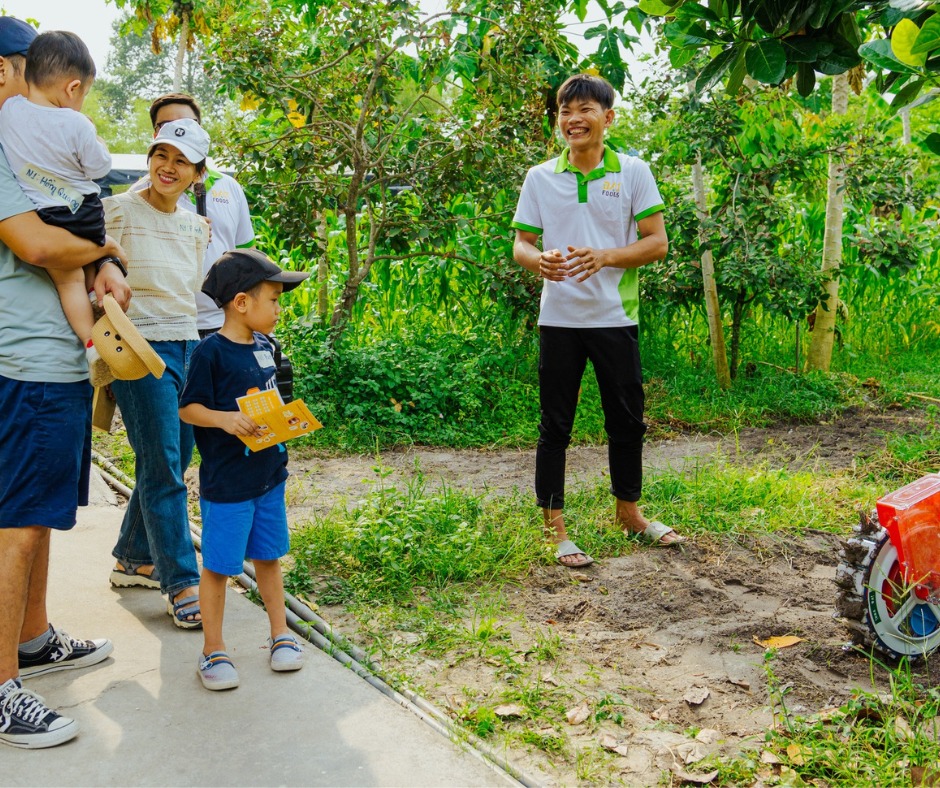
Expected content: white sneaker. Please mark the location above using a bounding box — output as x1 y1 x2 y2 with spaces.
268 634 305 672
0 678 79 749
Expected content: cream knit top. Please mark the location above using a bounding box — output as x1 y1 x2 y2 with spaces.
103 190 209 341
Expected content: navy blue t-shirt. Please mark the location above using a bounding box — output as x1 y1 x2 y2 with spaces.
180 332 289 503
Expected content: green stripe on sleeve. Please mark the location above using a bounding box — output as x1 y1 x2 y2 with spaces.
511 221 542 234
635 204 665 221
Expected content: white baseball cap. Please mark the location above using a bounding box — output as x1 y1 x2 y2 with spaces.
147 118 210 163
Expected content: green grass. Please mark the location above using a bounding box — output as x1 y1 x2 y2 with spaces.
704 656 940 786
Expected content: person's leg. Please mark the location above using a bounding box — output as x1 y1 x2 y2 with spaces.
0 527 44 683
254 560 288 638
19 528 50 644
47 269 95 343
199 568 228 656
111 341 200 609
536 327 589 565
244 484 304 670
587 327 684 544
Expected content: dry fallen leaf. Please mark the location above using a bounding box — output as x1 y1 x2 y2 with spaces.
786 743 807 766
566 700 591 725
676 741 707 764
541 673 560 687
760 750 782 765
911 764 940 786
695 728 721 745
651 705 669 721
493 703 525 718
570 572 593 582
598 734 629 756
728 676 751 690
753 635 805 649
671 767 719 784
683 686 711 706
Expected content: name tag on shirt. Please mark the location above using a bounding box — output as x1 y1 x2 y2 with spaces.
254 350 275 369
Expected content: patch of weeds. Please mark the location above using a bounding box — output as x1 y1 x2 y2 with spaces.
289 478 543 604
516 728 568 757
574 745 616 783
594 693 627 726
316 577 355 606
530 626 564 663
715 653 940 785
457 704 499 739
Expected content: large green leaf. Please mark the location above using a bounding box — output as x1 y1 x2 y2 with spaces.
890 75 927 107
892 18 928 66
814 36 861 73
921 131 940 155
664 19 717 48
782 36 834 63
796 61 817 96
911 13 940 54
745 37 786 83
695 45 739 93
859 38 920 72
637 0 677 16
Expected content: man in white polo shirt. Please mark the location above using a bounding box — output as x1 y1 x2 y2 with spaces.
512 73 686 568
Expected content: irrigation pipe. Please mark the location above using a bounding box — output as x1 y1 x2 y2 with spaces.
91 455 540 788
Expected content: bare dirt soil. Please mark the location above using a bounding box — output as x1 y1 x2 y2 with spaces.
226 407 938 784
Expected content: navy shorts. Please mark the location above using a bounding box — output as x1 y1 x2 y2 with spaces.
0 375 92 530
199 482 289 576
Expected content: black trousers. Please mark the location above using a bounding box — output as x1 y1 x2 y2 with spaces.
535 325 646 510
37 194 106 246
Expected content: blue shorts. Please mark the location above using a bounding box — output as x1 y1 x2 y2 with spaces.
199 482 289 576
0 375 92 530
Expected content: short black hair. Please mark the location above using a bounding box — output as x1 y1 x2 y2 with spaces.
149 92 202 127
6 52 25 79
25 31 95 90
557 74 615 111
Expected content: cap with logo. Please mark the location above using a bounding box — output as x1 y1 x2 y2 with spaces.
0 16 37 57
202 249 309 308
147 118 210 163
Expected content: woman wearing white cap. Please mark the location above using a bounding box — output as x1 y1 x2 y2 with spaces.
103 118 211 628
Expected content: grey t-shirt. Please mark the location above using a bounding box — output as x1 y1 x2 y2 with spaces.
0 145 87 382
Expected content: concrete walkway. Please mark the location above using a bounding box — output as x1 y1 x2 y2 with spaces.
4 473 512 786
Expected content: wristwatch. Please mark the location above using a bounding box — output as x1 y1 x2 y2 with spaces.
94 256 128 278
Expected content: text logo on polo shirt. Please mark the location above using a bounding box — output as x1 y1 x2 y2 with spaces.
601 180 621 198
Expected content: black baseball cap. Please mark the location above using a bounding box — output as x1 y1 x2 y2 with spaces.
0 17 37 57
202 249 309 307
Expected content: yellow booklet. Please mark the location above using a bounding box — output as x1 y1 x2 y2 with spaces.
235 387 322 452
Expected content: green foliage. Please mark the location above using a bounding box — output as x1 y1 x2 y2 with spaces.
289 476 544 603
732 656 940 785
286 322 539 449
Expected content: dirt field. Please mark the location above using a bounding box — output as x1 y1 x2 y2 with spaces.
264 407 938 785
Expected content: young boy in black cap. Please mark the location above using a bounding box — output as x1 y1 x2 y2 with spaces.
179 249 308 691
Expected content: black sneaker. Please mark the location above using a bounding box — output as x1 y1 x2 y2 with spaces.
18 627 114 679
0 679 79 749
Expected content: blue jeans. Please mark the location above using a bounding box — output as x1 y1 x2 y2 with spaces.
111 340 200 599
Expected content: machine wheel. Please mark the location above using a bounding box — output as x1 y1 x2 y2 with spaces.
835 511 940 659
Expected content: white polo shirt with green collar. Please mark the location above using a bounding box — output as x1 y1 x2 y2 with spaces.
511 146 664 328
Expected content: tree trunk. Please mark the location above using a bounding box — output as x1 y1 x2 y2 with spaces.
691 153 731 389
806 72 849 372
172 9 190 92
317 212 329 323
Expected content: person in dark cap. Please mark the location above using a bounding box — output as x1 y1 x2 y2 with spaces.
179 249 308 691
0 15 129 749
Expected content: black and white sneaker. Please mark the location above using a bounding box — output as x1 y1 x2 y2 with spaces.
18 627 114 679
0 679 79 749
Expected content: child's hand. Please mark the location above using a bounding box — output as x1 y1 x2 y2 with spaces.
219 411 263 437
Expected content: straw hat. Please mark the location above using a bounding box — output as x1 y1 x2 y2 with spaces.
91 295 166 380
